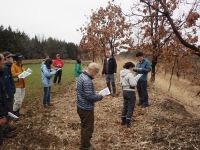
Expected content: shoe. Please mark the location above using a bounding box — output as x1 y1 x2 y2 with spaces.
3 132 17 138
48 103 54 106
126 119 131 128
112 93 118 97
13 111 20 117
89 145 95 150
121 117 126 126
8 125 17 132
43 104 48 108
141 104 150 108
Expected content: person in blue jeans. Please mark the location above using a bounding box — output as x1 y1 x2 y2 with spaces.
133 52 151 108
41 58 56 108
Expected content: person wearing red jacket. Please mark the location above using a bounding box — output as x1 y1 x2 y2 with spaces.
53 54 64 84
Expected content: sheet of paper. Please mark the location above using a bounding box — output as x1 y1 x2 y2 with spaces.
26 68 32 73
99 87 111 96
56 68 62 72
134 74 143 82
18 71 31 79
8 112 19 119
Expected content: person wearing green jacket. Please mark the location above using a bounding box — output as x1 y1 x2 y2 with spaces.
75 59 83 80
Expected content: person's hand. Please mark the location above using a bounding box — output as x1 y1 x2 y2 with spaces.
0 117 7 125
133 67 137 71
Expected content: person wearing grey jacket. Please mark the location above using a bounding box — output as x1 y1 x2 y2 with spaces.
120 62 138 128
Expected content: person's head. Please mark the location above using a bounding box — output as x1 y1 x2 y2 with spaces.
135 52 144 61
0 54 4 69
56 54 60 59
3 51 15 63
86 63 100 78
76 59 81 64
14 53 23 65
44 58 53 69
123 62 135 70
105 51 111 58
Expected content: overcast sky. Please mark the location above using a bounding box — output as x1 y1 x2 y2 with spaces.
0 0 133 44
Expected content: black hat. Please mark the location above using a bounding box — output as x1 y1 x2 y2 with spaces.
3 51 15 58
14 53 23 60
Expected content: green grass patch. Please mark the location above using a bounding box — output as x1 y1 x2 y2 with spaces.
23 63 75 106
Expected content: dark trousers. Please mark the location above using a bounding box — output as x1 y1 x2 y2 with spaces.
43 87 51 105
5 97 14 112
137 80 149 106
77 107 94 150
54 69 62 84
121 91 136 120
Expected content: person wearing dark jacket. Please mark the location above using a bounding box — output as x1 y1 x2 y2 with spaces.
3 51 16 112
133 52 151 108
77 63 104 150
0 54 8 145
102 51 117 96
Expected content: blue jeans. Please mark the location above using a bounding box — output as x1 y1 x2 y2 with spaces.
43 87 51 105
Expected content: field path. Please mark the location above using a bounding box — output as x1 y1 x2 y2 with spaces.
2 75 200 150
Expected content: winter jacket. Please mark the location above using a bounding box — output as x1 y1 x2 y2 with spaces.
3 63 16 98
136 58 151 81
11 62 25 88
0 70 7 117
41 64 56 87
102 57 117 74
53 59 64 68
120 69 137 91
77 72 103 110
74 63 83 77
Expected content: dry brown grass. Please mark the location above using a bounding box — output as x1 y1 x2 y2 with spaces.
2 57 200 149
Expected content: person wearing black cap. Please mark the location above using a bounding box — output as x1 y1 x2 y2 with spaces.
3 51 16 113
1 51 17 138
11 54 25 116
133 52 151 108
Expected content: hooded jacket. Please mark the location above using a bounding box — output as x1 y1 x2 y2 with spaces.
41 64 56 87
120 69 137 91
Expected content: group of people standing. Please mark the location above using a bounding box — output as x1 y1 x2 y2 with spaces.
76 51 151 150
0 52 66 145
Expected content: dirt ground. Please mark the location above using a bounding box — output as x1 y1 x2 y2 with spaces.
1 73 200 150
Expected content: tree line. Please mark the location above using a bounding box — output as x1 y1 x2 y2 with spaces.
0 25 79 59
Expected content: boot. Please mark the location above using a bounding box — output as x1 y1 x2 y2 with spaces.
13 110 20 117
126 119 131 128
121 117 126 126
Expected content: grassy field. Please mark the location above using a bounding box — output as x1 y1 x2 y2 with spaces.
23 63 75 107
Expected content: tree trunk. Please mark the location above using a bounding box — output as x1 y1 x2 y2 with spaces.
151 56 157 82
